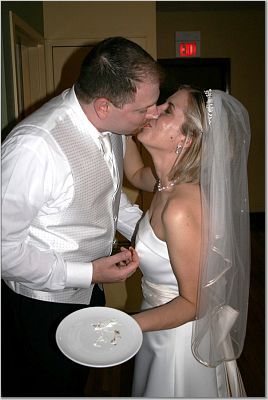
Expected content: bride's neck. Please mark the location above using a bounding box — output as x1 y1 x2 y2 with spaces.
152 154 176 188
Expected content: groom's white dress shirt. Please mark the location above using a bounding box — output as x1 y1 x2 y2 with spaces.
2 86 142 304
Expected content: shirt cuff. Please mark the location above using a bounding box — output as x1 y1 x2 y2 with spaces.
65 261 93 288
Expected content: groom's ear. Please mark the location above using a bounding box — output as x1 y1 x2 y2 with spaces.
94 98 110 120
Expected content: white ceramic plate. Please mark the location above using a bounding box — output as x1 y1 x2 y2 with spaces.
56 306 143 367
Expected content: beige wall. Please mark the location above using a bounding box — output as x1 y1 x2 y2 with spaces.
43 1 157 58
157 6 265 212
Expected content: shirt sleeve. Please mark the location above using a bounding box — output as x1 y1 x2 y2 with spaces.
1 134 92 291
117 191 143 241
65 261 93 288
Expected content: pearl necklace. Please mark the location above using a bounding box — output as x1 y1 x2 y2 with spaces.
157 179 176 192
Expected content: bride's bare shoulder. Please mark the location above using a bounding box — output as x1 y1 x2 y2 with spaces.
163 184 201 227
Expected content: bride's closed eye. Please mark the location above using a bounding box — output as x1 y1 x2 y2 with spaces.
164 103 175 114
165 106 172 114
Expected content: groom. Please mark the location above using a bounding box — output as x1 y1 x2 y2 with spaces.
1 36 163 396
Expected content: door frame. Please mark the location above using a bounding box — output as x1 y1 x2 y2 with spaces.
9 11 47 120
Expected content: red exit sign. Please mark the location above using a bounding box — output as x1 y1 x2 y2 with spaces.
176 31 200 58
179 42 197 57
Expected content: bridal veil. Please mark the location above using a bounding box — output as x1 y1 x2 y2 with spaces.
191 90 251 369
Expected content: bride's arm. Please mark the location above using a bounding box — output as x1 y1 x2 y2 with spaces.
124 136 156 192
133 188 201 332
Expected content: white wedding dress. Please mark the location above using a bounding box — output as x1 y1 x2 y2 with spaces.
132 212 245 398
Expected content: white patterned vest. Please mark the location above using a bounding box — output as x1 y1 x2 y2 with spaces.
10 92 123 304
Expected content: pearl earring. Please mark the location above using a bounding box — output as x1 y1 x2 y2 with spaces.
175 144 182 154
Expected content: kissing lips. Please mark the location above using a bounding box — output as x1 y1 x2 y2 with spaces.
143 121 153 129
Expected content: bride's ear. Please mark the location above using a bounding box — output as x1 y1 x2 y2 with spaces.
185 137 192 147
180 137 192 150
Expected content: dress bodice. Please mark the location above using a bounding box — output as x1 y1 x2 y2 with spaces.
135 211 178 292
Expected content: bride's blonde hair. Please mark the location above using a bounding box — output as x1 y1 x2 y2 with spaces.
168 85 207 185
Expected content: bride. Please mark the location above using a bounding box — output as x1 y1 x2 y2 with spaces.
124 85 251 397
